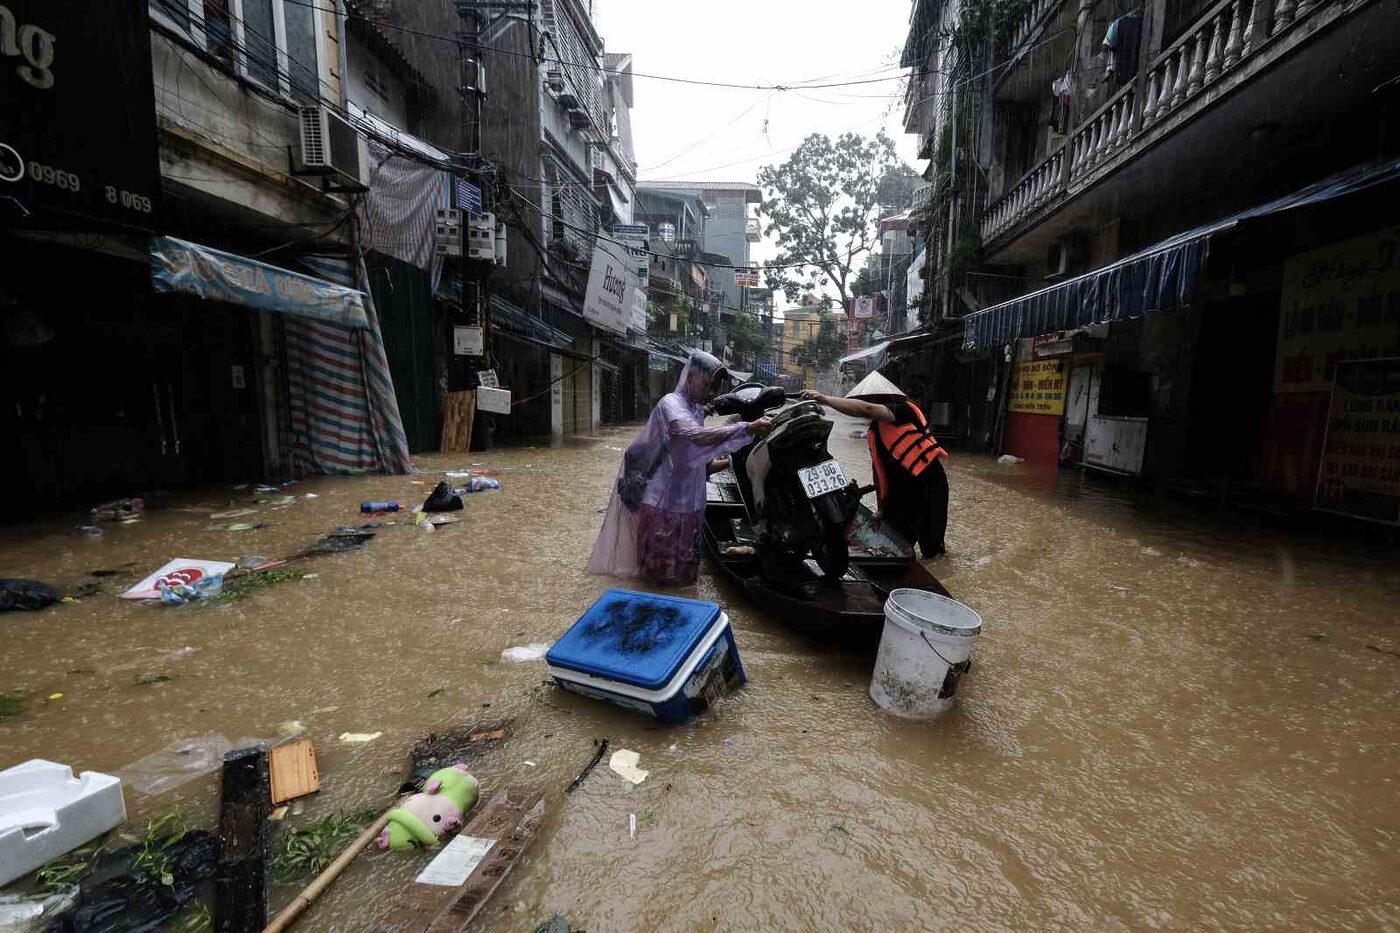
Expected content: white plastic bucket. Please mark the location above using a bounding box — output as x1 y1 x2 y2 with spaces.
870 589 982 719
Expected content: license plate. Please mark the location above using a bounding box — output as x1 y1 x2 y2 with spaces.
798 459 847 498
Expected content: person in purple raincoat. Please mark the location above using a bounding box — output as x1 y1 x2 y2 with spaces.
589 351 773 586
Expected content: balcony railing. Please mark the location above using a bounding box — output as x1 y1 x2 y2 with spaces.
981 149 1065 242
981 0 1345 245
1004 0 1063 59
1068 82 1136 181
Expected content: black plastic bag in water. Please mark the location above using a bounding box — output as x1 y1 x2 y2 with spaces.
0 579 60 612
59 830 219 933
422 481 463 513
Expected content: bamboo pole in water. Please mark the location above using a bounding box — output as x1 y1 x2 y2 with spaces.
261 810 392 933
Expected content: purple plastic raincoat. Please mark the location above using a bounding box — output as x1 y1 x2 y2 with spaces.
588 352 753 586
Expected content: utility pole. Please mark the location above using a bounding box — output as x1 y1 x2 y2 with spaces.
456 0 491 447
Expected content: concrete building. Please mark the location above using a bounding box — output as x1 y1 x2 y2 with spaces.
636 180 763 318
472 0 644 438
896 0 1400 518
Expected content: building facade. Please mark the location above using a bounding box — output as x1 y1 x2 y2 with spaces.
896 0 1400 521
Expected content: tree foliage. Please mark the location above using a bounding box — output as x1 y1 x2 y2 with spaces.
726 309 769 365
758 132 910 310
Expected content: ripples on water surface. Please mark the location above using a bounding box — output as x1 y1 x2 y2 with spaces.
1 413 1396 930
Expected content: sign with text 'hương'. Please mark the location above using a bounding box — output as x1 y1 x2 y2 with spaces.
582 239 636 336
1275 226 1400 394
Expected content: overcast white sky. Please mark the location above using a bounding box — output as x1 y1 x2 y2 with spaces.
596 0 925 307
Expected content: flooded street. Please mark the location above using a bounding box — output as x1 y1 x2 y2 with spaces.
3 413 1399 931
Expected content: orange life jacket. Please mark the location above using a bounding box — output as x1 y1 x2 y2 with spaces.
868 401 948 501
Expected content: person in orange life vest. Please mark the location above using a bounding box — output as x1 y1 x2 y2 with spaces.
801 370 949 557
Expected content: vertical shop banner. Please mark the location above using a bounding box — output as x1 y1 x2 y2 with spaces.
1008 358 1068 415
582 239 635 336
629 286 647 335
1315 358 1400 525
1274 226 1400 393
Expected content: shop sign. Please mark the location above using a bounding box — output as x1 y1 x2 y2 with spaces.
455 179 482 215
1314 358 1400 525
1008 358 1068 415
734 268 761 288
582 239 634 335
629 286 647 334
1032 331 1073 358
453 326 484 356
853 296 875 320
1274 226 1400 394
0 0 160 229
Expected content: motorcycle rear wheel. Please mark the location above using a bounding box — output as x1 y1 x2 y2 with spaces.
810 519 850 579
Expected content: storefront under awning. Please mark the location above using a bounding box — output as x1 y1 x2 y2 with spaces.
962 158 1400 350
839 341 890 371
149 237 369 329
490 294 574 352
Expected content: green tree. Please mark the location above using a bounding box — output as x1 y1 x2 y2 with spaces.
726 309 769 367
758 132 911 311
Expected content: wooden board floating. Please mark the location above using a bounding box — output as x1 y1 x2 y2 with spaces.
372 787 545 933
269 738 320 805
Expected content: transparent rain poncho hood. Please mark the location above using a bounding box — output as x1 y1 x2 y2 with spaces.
587 351 753 585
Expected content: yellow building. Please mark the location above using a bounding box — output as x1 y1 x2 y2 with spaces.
780 305 847 387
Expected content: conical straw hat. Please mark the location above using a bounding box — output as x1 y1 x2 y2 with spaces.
845 370 906 400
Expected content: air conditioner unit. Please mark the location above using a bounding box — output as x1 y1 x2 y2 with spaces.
545 69 565 93
468 212 496 262
566 107 590 129
494 222 508 267
298 105 362 186
435 208 462 257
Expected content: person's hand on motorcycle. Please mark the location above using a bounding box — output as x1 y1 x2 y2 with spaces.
800 389 827 404
748 416 774 437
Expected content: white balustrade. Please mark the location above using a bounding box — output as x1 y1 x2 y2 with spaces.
982 0 1339 243
982 148 1066 242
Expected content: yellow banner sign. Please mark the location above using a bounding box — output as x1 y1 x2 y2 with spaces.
1008 358 1067 415
1275 226 1400 394
1315 358 1400 524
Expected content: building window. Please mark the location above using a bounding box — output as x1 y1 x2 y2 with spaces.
152 0 191 31
282 0 318 102
148 0 320 102
242 0 277 88
204 0 235 68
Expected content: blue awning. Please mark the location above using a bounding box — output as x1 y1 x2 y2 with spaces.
149 237 369 329
963 158 1400 349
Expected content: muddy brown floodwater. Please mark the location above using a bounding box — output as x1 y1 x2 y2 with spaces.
3 412 1399 931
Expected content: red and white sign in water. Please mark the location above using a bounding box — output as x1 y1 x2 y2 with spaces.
121 558 236 599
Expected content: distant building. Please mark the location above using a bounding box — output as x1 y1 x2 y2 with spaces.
635 181 763 317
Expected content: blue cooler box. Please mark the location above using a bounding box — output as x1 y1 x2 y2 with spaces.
546 589 746 724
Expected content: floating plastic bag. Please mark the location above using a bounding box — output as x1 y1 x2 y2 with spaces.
157 575 224 605
501 643 550 663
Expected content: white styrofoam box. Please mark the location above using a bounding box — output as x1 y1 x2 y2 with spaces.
476 385 512 415
0 760 126 887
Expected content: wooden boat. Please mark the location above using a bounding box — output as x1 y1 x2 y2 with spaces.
703 473 951 643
